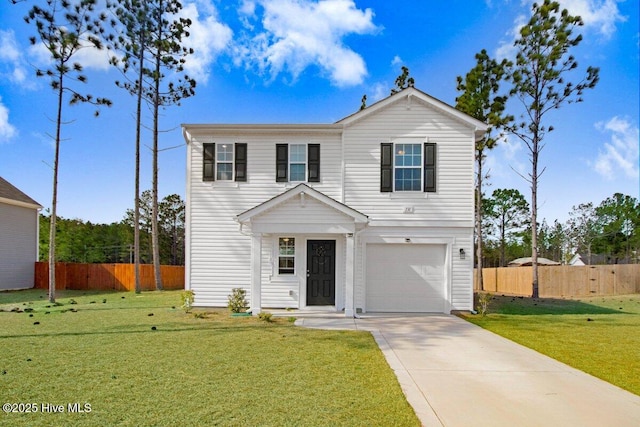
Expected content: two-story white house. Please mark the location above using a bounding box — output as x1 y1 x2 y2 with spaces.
182 87 486 316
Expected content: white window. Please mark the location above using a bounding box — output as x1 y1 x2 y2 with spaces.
278 237 295 275
216 144 234 181
381 141 436 193
394 143 422 191
289 144 307 182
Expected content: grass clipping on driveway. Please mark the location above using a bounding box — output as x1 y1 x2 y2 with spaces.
0 290 419 427
461 293 640 396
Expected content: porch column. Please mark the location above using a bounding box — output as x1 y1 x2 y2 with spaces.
250 233 262 315
344 233 355 317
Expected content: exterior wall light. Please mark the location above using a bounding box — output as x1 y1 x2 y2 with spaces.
459 248 466 260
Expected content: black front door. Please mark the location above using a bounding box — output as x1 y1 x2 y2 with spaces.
306 240 336 306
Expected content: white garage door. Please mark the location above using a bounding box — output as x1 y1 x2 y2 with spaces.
366 244 446 312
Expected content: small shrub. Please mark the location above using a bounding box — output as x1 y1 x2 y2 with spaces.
258 311 273 322
287 317 297 323
227 288 248 313
181 290 195 313
477 292 492 317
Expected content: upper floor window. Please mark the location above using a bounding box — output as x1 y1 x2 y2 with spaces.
216 144 233 180
394 143 422 191
276 144 320 183
381 142 436 192
289 144 307 181
203 143 247 182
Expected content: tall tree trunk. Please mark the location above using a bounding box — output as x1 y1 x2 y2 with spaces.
499 216 506 267
133 39 145 294
151 40 163 291
531 138 539 298
48 74 65 303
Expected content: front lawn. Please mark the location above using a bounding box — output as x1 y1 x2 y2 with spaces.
0 290 419 426
460 293 640 395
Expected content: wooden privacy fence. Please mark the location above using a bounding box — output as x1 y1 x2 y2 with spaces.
475 264 640 297
34 262 184 291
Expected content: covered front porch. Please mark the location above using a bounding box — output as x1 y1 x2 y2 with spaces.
235 184 368 316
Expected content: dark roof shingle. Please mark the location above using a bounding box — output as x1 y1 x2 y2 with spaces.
0 176 41 207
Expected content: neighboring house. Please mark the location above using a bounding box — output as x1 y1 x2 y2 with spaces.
568 254 586 266
0 177 42 290
508 257 561 267
182 87 487 315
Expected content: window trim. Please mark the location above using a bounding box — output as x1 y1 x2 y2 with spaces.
277 237 296 275
393 143 423 192
289 143 307 182
276 143 321 183
202 142 247 183
380 141 436 193
216 143 234 181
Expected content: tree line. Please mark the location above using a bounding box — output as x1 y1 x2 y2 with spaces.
18 0 194 300
480 190 639 267
18 0 630 303
454 1 602 296
38 192 185 266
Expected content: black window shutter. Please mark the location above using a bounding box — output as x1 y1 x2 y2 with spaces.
203 143 215 181
380 143 393 192
276 144 288 182
234 143 247 182
308 144 320 182
424 142 436 192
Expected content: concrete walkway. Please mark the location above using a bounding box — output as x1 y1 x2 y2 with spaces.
295 314 640 427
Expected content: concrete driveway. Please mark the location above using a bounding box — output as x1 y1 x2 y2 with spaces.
296 314 640 427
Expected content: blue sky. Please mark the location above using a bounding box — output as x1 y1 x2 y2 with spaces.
1 0 638 224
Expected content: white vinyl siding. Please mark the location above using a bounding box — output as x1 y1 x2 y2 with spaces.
184 89 478 312
0 202 39 290
343 98 474 222
186 131 342 308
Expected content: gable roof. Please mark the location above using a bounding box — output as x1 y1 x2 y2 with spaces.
237 183 368 224
182 86 488 142
0 176 42 209
337 87 488 141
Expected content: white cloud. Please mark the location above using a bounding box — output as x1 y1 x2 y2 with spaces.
0 29 30 85
0 96 17 143
485 135 527 181
495 14 526 60
593 116 639 180
179 1 233 83
559 0 626 38
27 34 112 72
371 82 387 102
391 55 403 66
235 0 380 87
495 0 626 59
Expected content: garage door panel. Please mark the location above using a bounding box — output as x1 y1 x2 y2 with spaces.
366 244 446 312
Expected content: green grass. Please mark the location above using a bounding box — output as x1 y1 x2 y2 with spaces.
0 290 419 427
461 293 640 395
